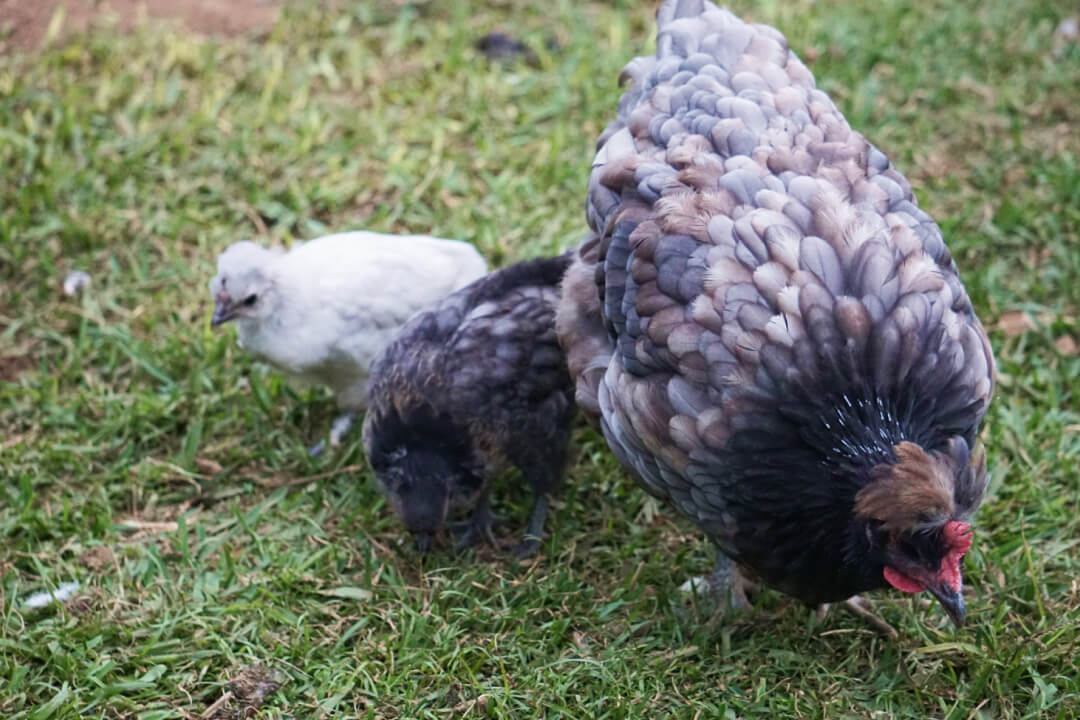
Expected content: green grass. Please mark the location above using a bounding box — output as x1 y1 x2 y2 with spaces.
2 0 1079 717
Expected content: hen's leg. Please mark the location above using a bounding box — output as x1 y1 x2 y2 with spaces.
709 552 756 611
814 596 898 639
680 551 756 612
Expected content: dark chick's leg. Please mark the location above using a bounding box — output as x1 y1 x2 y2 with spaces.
510 424 569 559
512 493 550 558
453 494 499 551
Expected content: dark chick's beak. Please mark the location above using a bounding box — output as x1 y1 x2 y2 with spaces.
926 580 967 627
414 532 432 555
211 291 234 327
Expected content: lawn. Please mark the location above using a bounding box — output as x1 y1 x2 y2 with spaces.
2 0 1079 717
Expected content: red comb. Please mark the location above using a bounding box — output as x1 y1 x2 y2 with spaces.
944 521 973 554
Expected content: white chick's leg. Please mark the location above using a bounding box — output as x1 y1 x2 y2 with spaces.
308 412 357 457
815 596 898 639
329 412 356 446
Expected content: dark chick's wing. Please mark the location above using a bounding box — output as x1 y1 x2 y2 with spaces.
440 258 572 418
584 1 994 538
362 287 476 464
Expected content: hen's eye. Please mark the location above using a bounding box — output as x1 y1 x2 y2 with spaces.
243 294 258 307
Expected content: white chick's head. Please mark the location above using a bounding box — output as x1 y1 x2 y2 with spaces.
209 241 280 328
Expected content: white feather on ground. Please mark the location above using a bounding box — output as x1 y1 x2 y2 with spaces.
23 581 81 609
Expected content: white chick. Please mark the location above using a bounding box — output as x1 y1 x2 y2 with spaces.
209 231 488 454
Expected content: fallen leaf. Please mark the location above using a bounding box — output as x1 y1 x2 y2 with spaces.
996 311 1036 336
195 457 224 475
1054 335 1078 355
78 546 114 571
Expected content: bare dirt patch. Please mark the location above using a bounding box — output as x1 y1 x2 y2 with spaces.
0 353 33 382
0 0 280 54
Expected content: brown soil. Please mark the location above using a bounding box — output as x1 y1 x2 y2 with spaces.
0 353 33 382
0 0 280 53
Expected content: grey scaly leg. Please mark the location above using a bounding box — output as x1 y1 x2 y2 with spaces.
512 494 550 558
708 551 754 612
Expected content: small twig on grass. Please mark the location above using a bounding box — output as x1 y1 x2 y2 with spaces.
199 690 233 720
117 519 180 533
253 463 367 488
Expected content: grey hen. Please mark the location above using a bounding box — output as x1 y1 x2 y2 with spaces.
363 255 575 557
556 0 994 628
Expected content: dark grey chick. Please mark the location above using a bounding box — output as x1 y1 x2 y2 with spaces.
362 254 575 558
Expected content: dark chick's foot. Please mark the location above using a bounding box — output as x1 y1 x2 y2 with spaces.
452 497 499 551
512 536 542 559
512 494 550 559
414 533 433 554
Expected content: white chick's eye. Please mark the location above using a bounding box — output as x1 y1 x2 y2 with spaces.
243 294 258 307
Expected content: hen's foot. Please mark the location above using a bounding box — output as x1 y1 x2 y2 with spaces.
679 552 757 613
815 596 898 639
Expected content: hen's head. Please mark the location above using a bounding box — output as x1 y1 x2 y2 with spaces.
854 439 988 626
208 241 280 327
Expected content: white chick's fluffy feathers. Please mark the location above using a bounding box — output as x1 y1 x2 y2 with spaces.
209 231 487 410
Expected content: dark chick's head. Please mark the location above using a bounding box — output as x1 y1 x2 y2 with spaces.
370 447 462 553
208 242 278 328
854 439 987 626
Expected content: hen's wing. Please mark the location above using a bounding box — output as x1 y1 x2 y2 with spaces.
561 0 994 534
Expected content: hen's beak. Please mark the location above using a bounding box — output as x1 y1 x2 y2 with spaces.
926 580 967 627
211 292 235 327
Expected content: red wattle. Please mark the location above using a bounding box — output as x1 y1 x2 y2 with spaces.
884 566 925 593
938 521 972 591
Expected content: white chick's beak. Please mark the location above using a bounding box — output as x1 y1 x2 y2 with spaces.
211 291 235 327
